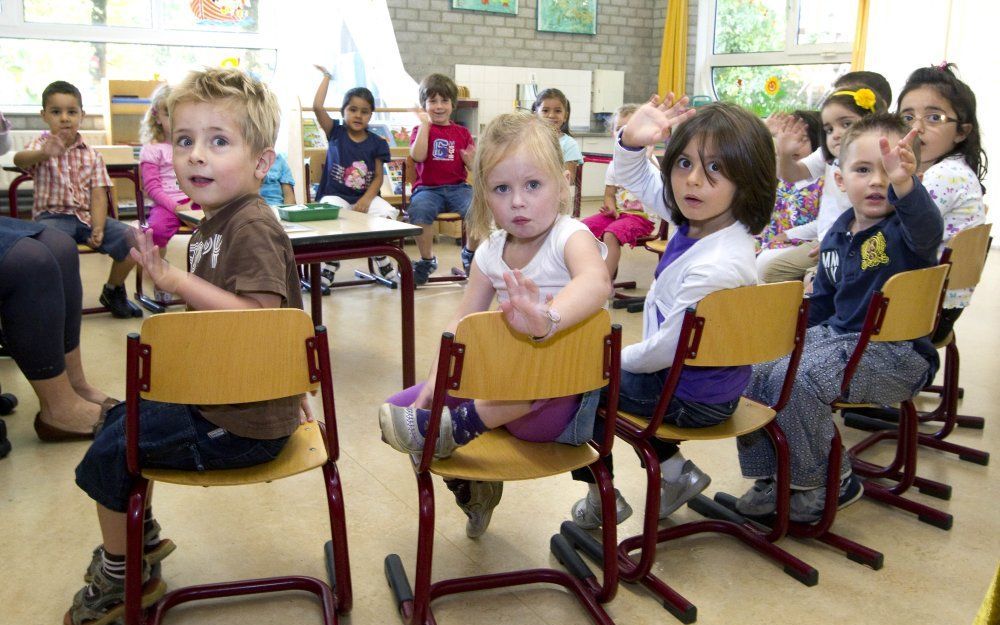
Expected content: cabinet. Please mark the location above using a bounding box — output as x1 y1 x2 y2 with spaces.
287 97 479 204
103 79 161 210
591 70 624 114
579 136 613 198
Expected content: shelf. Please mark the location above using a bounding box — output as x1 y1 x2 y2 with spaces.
109 103 151 114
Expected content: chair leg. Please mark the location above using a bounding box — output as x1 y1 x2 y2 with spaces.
384 470 436 625
322 461 353 614
125 477 150 625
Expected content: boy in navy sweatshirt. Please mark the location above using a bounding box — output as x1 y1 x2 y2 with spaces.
734 113 943 523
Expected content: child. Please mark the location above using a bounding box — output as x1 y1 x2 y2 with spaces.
312 65 397 280
760 85 888 284
580 103 658 279
14 80 140 319
569 97 776 529
65 67 304 625
379 112 611 538
532 88 583 182
897 63 987 342
755 110 824 279
735 115 944 523
260 152 296 205
407 73 476 285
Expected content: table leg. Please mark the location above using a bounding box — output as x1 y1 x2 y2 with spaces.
309 263 323 324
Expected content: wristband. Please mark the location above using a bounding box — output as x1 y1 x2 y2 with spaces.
530 308 561 342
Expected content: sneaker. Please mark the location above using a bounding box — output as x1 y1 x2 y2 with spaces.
321 261 340 281
735 478 777 518
788 474 865 523
570 488 633 530
0 420 11 459
659 460 711 518
66 547 166 625
447 479 504 538
378 403 458 458
373 256 397 281
99 284 134 319
413 257 438 286
84 519 176 582
460 246 475 276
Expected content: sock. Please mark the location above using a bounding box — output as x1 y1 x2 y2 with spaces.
374 255 390 266
586 483 601 504
102 550 126 581
421 256 436 262
660 453 686 483
144 511 159 546
449 401 490 444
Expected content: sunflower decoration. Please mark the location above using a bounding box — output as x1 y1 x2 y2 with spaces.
764 76 781 97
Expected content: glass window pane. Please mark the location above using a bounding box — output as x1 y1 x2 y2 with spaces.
797 0 855 45
23 0 151 27
0 37 275 108
711 63 851 117
714 0 786 54
161 0 259 33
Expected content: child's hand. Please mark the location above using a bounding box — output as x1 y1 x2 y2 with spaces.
86 227 104 249
41 133 67 159
129 227 182 293
807 242 821 258
412 107 430 125
300 395 315 424
620 93 697 149
774 115 811 159
314 64 332 79
766 231 789 248
499 270 550 337
599 203 618 218
764 112 788 137
881 128 919 194
353 196 371 213
460 144 476 167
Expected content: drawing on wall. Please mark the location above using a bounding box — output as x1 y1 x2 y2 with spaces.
537 0 597 35
451 0 518 16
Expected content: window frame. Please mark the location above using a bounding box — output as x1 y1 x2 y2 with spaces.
693 0 854 99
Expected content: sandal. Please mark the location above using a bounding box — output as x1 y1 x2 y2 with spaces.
65 548 166 625
84 519 176 582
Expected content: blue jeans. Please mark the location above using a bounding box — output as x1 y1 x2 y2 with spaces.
37 213 134 261
75 400 289 512
572 369 739 483
405 184 472 225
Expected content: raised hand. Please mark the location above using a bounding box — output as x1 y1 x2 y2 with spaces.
774 115 811 159
880 128 919 187
498 270 549 337
129 227 181 293
41 133 68 159
460 143 476 167
314 64 332 78
620 93 697 149
412 106 430 125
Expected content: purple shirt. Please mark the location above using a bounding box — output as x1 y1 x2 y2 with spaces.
654 224 750 404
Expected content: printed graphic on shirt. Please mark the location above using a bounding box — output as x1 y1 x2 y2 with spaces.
329 160 372 191
189 234 223 272
431 138 455 161
860 231 890 271
821 249 840 284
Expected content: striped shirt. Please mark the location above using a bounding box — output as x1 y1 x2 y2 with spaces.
25 132 112 227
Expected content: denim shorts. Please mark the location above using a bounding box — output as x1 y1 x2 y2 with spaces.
37 212 134 261
405 184 472 225
75 400 289 512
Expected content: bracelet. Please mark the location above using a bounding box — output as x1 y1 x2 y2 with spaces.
530 307 562 342
323 71 333 80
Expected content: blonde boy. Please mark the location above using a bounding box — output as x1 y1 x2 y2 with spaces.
66 68 303 625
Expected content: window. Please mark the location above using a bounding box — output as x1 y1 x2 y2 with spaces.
694 0 856 116
0 0 274 109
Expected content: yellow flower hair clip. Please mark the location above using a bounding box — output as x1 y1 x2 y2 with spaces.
832 87 877 112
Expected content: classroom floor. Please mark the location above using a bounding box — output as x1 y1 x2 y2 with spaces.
1 203 997 625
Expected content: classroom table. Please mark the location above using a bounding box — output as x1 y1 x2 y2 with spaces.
180 207 422 387
4 162 144 220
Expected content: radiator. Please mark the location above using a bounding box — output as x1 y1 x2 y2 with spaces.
0 130 108 190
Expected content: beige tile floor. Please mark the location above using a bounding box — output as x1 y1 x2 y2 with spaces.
1 206 997 625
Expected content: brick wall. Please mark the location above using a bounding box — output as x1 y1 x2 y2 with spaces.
387 0 666 106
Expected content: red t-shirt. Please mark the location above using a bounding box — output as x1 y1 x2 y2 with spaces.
410 122 472 189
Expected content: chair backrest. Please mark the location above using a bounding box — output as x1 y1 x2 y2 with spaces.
448 310 615 401
683 281 806 367
872 264 950 342
943 223 992 291
135 308 320 404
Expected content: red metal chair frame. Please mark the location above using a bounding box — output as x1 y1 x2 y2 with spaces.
562 288 819 623
384 320 623 625
120 321 351 624
8 168 143 316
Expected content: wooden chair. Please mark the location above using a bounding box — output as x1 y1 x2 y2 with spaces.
560 282 815 623
384 310 623 625
120 309 351 625
7 169 143 316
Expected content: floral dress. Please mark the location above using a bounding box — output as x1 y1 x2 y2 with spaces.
755 177 824 253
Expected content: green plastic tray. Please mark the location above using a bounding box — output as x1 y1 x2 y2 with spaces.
277 203 340 222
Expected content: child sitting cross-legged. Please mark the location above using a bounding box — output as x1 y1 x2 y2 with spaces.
379 111 611 538
14 80 139 318
65 67 307 625
735 114 944 523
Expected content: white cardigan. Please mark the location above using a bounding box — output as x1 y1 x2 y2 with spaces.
613 134 758 373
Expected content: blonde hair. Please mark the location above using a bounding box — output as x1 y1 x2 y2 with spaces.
609 103 639 134
167 67 279 155
140 83 171 144
467 112 569 241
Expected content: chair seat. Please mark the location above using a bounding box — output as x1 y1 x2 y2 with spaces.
932 330 954 349
143 422 328 486
430 428 598 481
436 212 462 221
618 397 775 441
644 239 667 254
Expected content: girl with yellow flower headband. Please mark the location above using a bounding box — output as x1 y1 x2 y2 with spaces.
758 85 888 284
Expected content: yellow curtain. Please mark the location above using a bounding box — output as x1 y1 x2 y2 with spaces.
657 0 689 98
851 0 870 70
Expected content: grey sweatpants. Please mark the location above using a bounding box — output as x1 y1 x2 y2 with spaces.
737 324 932 489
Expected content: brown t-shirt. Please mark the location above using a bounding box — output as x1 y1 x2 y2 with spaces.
188 193 304 439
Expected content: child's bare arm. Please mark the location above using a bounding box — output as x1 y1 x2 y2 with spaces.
312 65 335 137
130 228 281 310
354 158 384 212
281 183 295 205
600 185 617 216
87 186 110 248
13 134 66 169
410 109 431 162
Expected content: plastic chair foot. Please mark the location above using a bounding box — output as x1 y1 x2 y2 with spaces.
559 521 604 565
918 513 954 531
916 480 952 500
126 300 144 317
550 534 596 581
959 451 989 465
847 550 885 570
383 554 414 610
784 564 819 587
663 600 697 624
625 302 644 314
956 415 984 429
688 493 746 524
